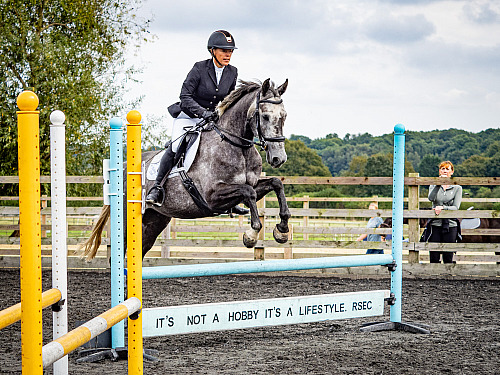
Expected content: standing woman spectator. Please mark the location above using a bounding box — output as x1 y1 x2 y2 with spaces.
423 161 462 263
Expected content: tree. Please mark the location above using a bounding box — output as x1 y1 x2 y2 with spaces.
417 154 441 177
341 153 415 197
261 139 331 196
0 0 151 195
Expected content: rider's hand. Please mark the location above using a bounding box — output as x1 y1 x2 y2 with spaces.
202 110 218 122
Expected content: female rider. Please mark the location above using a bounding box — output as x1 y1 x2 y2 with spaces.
424 160 462 263
146 30 247 215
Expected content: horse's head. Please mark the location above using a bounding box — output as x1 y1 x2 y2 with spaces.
248 78 288 168
217 78 289 168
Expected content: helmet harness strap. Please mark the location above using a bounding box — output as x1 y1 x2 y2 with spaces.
210 48 224 68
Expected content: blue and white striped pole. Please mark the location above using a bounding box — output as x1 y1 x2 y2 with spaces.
109 117 125 348
390 124 405 323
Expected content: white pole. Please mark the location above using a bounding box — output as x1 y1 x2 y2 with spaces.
50 110 68 375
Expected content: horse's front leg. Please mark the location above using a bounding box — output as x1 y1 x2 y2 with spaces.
206 184 261 248
254 177 291 244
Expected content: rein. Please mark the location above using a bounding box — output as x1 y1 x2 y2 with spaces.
209 91 285 150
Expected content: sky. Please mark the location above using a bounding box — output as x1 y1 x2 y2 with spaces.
124 0 500 140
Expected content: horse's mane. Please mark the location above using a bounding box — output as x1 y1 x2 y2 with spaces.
218 80 261 116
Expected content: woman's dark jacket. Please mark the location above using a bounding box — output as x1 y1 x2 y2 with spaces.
168 59 238 119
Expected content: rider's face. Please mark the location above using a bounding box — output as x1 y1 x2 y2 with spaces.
212 48 233 68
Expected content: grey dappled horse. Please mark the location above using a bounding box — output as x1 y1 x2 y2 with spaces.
82 79 291 260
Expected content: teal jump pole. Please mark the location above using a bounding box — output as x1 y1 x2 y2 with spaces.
109 117 125 348
390 124 405 323
141 254 394 279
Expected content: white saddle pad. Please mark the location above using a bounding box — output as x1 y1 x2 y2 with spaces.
461 218 481 230
146 133 201 181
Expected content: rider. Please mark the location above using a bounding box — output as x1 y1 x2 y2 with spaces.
146 30 248 215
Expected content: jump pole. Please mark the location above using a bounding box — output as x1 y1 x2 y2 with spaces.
42 297 141 367
360 124 429 333
141 254 394 279
126 110 144 374
107 117 125 349
17 90 43 374
0 289 61 330
50 110 69 374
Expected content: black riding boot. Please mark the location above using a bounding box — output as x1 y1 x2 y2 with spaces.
146 146 176 206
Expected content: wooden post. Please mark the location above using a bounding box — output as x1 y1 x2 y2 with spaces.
254 178 266 260
161 224 170 258
408 172 420 263
41 195 47 237
303 195 309 240
238 214 244 241
105 218 111 268
170 218 177 239
284 223 293 259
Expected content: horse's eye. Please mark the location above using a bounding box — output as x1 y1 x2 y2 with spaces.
262 114 270 122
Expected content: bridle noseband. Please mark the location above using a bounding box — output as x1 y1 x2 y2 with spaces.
253 92 286 150
209 91 285 150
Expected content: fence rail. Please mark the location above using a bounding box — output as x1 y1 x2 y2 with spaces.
1 175 499 273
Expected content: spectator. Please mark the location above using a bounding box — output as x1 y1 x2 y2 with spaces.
356 202 384 254
421 160 462 263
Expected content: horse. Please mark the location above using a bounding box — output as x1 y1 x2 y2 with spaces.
81 79 291 260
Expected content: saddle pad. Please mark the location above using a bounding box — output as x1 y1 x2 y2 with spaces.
146 133 201 181
461 218 481 230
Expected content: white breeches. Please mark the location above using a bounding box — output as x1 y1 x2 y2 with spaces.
171 112 203 153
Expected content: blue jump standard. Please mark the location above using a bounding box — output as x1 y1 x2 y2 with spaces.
140 254 394 279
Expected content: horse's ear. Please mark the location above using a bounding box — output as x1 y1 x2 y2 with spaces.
262 78 271 95
277 79 288 96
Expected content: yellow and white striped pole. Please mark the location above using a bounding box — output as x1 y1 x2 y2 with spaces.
0 288 61 331
42 297 141 367
126 110 143 374
17 90 43 374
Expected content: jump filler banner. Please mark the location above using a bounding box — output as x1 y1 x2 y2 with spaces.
143 290 390 337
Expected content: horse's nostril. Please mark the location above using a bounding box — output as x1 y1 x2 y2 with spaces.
272 157 281 166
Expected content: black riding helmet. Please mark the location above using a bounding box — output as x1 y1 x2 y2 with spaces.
207 30 237 50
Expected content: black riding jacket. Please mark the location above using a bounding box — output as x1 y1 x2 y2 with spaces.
168 59 238 119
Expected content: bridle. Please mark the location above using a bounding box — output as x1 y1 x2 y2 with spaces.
210 91 286 150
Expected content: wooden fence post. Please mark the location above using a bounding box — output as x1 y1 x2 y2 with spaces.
41 195 47 237
161 224 170 258
408 172 420 263
303 195 309 240
284 223 293 259
254 184 265 260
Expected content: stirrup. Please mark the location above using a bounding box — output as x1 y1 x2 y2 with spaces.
146 185 165 207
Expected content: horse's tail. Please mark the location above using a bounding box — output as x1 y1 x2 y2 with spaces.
77 204 110 261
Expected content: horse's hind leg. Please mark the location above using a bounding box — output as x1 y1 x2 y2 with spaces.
142 209 171 259
254 177 291 244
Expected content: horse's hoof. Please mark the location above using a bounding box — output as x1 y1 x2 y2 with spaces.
243 233 257 248
273 227 289 244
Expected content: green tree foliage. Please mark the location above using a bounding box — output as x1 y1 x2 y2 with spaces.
261 139 331 196
0 0 151 195
418 154 441 177
340 153 415 197
294 128 500 178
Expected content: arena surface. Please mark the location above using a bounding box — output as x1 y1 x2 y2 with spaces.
0 269 498 374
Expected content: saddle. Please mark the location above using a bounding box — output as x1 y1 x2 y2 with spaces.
146 130 201 181
145 126 225 216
